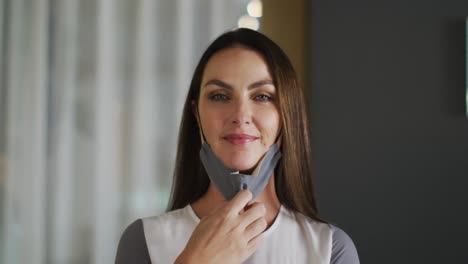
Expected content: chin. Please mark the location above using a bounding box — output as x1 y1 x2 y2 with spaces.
221 154 260 172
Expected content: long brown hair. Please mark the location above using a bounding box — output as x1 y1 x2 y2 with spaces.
167 28 324 222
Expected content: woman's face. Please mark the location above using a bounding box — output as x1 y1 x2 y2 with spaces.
197 47 281 172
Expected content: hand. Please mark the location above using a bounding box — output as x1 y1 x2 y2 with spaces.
175 190 267 264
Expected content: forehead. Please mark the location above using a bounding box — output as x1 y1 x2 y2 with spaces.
202 47 273 82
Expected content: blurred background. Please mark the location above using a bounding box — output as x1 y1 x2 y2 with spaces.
1 0 468 263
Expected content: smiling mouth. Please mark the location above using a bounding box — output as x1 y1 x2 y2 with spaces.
223 134 259 145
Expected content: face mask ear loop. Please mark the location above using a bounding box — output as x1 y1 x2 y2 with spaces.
195 105 209 145
250 127 283 177
274 127 283 148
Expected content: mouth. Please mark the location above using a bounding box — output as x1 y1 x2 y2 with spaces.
223 133 259 145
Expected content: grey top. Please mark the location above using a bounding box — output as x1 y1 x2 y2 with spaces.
115 219 359 264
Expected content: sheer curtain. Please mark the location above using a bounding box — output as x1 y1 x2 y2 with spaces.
0 0 252 263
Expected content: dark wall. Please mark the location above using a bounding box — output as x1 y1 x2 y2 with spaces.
309 1 468 263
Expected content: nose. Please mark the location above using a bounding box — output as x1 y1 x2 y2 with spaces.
230 100 252 125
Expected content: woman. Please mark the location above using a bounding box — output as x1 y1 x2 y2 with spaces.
116 28 359 264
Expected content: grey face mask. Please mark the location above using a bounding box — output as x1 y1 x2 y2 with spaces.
199 142 282 200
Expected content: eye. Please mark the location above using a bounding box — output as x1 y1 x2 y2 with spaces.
254 94 273 102
209 93 230 101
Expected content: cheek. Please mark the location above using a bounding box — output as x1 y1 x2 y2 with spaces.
257 108 281 142
199 106 225 139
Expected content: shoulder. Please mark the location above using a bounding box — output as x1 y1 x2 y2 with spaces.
144 207 200 262
142 206 196 233
283 208 359 263
284 208 333 239
115 208 192 263
330 224 360 264
115 219 151 264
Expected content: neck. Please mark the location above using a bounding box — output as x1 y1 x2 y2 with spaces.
191 172 281 228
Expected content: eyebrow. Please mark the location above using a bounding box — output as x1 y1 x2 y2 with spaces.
203 79 274 90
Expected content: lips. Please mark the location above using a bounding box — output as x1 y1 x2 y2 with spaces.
223 133 259 145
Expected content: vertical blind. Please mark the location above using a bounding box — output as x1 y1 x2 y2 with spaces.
0 0 252 263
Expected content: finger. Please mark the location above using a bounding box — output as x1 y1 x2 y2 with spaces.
246 233 264 256
228 189 252 214
240 202 266 228
244 217 267 241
